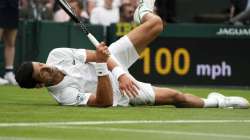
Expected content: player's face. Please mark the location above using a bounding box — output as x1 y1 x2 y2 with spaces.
32 62 61 87
32 62 45 81
31 62 46 87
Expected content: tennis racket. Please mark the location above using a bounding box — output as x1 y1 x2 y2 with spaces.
57 0 100 47
57 0 123 67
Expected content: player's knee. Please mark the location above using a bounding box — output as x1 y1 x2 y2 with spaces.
155 17 164 33
151 16 164 34
173 93 188 108
174 93 186 102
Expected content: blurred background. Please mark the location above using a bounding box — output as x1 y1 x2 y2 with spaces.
16 0 250 24
1 0 250 87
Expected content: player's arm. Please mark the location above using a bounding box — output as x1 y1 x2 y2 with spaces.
85 50 118 70
85 50 96 62
87 42 113 107
85 50 139 98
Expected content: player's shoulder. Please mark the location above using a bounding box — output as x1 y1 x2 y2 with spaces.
49 48 68 54
48 48 77 57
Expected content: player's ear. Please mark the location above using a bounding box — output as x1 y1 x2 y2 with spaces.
40 67 52 81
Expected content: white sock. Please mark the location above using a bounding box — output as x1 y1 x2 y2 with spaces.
202 98 218 108
139 0 155 11
5 71 14 75
134 7 151 24
5 66 14 69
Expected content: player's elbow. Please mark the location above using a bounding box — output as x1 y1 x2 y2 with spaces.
97 104 113 108
96 99 113 108
96 102 113 108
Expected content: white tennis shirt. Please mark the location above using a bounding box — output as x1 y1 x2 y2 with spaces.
46 48 129 106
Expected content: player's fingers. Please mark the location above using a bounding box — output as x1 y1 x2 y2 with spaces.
104 49 110 56
100 49 109 56
124 89 133 98
101 46 108 53
127 85 137 97
97 42 105 49
120 89 126 96
132 80 140 90
99 43 108 51
128 80 139 96
100 41 106 46
103 46 109 51
103 45 108 49
107 51 111 56
131 84 139 96
101 49 106 54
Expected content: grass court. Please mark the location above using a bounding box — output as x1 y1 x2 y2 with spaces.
0 85 249 140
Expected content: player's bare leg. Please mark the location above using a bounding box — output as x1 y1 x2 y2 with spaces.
154 87 249 108
154 87 204 108
126 0 163 54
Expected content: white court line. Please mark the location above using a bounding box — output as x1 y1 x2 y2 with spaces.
49 126 250 140
0 120 250 127
0 136 59 140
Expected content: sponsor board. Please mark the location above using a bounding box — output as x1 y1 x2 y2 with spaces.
216 28 250 36
110 23 250 86
128 38 250 86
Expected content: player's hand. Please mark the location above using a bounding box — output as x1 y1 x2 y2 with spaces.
118 74 140 98
96 42 110 63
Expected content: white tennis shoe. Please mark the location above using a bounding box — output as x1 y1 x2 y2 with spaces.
0 77 8 85
208 92 249 109
4 72 18 85
134 0 156 24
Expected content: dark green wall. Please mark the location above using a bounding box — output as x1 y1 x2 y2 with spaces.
176 0 230 22
1 21 250 86
0 20 105 76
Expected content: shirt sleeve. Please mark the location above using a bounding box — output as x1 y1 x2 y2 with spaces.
46 48 87 65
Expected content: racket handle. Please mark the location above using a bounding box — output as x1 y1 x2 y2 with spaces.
87 33 100 47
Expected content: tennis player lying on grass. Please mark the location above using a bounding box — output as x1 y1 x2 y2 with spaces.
15 0 249 108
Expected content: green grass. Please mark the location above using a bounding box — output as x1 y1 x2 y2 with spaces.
0 85 250 140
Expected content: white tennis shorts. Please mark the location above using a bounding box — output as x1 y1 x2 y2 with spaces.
109 35 155 106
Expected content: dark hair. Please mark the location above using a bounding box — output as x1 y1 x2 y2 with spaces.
15 61 38 88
